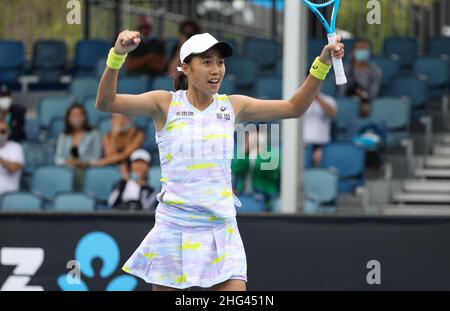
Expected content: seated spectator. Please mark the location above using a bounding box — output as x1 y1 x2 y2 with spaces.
91 113 144 167
0 120 24 195
54 104 101 168
232 126 280 204
0 84 26 142
167 19 202 77
338 38 382 117
125 15 166 75
303 92 337 167
107 149 157 210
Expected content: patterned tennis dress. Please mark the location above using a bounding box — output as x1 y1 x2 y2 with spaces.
122 90 247 289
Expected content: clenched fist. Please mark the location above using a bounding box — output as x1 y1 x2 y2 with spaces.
113 30 141 55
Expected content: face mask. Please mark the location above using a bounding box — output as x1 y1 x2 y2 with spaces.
70 117 84 129
354 49 371 62
0 133 8 145
130 172 141 181
0 97 12 110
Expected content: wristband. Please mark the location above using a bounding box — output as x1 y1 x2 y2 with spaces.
309 57 331 81
106 48 127 70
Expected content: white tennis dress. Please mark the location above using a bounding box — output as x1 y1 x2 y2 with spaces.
122 90 247 289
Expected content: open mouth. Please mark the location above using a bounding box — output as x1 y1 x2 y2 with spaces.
208 78 220 85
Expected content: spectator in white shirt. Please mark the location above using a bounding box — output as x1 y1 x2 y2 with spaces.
303 93 337 166
0 120 25 195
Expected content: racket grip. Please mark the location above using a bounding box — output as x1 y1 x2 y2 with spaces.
327 32 347 85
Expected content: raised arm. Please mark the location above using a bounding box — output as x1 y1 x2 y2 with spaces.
230 37 344 123
96 30 171 121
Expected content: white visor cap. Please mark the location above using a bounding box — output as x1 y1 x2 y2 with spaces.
177 33 233 72
130 148 151 163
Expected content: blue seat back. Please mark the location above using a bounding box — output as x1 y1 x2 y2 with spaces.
31 166 75 200
38 96 72 128
304 168 338 204
83 167 122 201
53 192 96 211
1 192 42 211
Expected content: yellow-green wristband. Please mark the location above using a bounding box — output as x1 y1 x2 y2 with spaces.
106 48 127 70
309 57 331 81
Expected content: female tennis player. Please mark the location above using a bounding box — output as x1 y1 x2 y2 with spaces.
96 30 344 291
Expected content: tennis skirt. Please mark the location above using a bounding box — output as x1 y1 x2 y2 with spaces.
122 204 247 289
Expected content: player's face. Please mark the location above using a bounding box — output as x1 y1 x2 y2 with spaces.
188 48 225 96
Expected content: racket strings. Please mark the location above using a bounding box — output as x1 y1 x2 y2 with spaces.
305 0 334 6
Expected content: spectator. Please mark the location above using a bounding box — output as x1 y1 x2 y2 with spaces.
107 148 157 210
125 15 166 75
338 38 382 117
0 84 26 142
303 92 337 166
54 104 101 168
91 113 144 167
167 19 202 77
0 120 24 195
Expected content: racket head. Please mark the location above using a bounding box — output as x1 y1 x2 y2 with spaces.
303 0 340 34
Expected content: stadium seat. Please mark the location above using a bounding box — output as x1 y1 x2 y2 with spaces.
48 116 65 140
164 37 179 61
133 116 150 131
24 117 40 142
37 95 72 128
226 56 258 88
1 192 43 211
383 37 418 67
117 76 148 94
70 76 100 103
219 77 236 94
148 166 162 191
98 118 112 136
254 75 282 99
74 40 110 76
0 40 25 85
321 74 337 97
372 56 401 89
308 38 326 65
32 40 66 83
427 37 450 59
244 38 278 69
342 38 355 62
275 58 282 76
31 166 75 200
369 97 410 145
236 194 266 213
322 142 365 193
386 77 429 108
83 166 122 202
52 192 96 211
304 144 313 168
21 142 55 174
143 121 157 152
304 168 339 204
334 97 359 132
220 37 239 55
83 97 110 127
413 57 449 88
152 76 174 91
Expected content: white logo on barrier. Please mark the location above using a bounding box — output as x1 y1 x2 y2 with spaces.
0 247 44 291
366 259 381 285
66 0 81 25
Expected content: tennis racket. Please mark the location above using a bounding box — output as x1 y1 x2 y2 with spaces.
303 0 347 85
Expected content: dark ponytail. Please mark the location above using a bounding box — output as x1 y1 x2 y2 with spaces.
173 55 193 91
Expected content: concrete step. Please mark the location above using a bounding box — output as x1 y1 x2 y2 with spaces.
403 180 450 193
381 204 450 216
433 145 450 155
393 192 450 203
424 157 450 168
415 168 450 178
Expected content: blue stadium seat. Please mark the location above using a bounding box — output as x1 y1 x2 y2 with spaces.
70 76 99 103
98 118 112 136
37 95 72 128
31 166 75 200
342 38 355 62
1 192 43 211
304 144 313 168
32 40 66 83
117 76 148 94
83 166 122 201
24 117 40 142
0 40 25 85
369 97 410 145
143 122 157 152
244 38 278 69
334 97 359 132
133 116 150 131
308 38 326 65
236 194 265 213
22 142 55 174
372 56 401 89
413 57 449 88
304 168 338 204
219 37 239 55
254 75 282 99
83 97 110 127
164 37 179 61
52 192 96 211
322 143 365 193
383 37 418 68
428 37 450 59
152 76 174 91
48 117 66 140
226 56 258 88
386 77 429 108
147 166 162 192
275 58 282 76
321 74 337 97
74 40 110 76
220 77 235 94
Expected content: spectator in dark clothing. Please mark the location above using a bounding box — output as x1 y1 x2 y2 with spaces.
337 38 382 117
167 19 202 77
0 85 26 142
107 149 157 210
125 15 167 75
